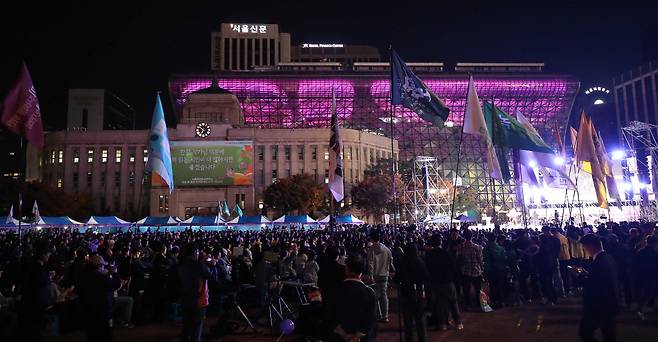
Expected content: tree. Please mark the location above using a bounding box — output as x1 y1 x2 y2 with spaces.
263 174 325 215
351 170 404 222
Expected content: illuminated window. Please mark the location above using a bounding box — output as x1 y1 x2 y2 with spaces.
129 147 136 163
87 148 94 163
115 149 122 163
73 148 80 164
324 169 329 183
143 149 148 163
129 171 135 185
271 169 277 183
158 195 169 213
324 146 329 160
87 172 92 188
50 150 55 164
58 150 64 164
101 149 108 163
311 145 317 160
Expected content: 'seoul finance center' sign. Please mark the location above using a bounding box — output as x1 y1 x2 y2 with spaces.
170 141 254 186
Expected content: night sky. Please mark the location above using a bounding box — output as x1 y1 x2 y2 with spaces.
2 1 658 130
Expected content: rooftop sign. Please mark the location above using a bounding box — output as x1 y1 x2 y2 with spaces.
229 24 268 34
302 43 344 48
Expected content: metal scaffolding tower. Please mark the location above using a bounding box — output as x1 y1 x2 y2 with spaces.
403 156 453 223
621 121 658 221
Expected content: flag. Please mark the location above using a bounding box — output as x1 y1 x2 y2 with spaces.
594 129 623 207
328 88 345 202
463 76 503 180
516 111 575 189
483 102 554 153
520 165 540 186
145 93 174 193
1 63 44 148
390 49 449 126
222 200 230 217
32 200 40 219
574 112 607 208
6 205 13 224
555 129 566 158
483 101 513 182
234 204 244 217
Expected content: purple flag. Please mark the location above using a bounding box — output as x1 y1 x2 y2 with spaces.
1 63 44 148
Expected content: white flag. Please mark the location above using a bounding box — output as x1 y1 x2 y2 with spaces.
463 75 502 180
328 89 344 202
6 205 13 224
32 201 40 219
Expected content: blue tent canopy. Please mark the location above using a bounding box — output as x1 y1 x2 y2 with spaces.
318 215 365 225
180 216 225 225
0 216 27 228
273 215 318 224
36 216 83 226
86 216 131 225
136 216 181 225
227 215 271 225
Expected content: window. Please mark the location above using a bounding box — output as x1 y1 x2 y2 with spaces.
284 145 291 160
271 146 278 161
239 39 245 70
73 148 80 164
101 149 108 163
324 146 329 160
356 148 359 160
115 149 122 163
87 172 93 188
73 173 79 189
50 150 55 164
235 193 246 209
347 146 352 160
224 37 230 70
115 172 120 187
143 148 148 163
312 145 317 160
58 150 64 164
231 38 238 70
324 169 329 184
645 76 656 125
257 146 264 161
87 148 94 163
57 178 62 188
272 169 278 183
158 195 169 213
129 171 135 185
298 146 304 160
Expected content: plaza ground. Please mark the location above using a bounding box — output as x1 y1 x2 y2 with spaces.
45 289 658 342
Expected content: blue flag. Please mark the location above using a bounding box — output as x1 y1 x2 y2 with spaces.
390 49 449 126
222 201 231 217
234 204 244 217
145 93 174 193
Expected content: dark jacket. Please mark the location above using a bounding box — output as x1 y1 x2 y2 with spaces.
178 258 211 310
424 247 457 284
80 269 122 321
583 252 619 315
330 279 377 342
536 234 560 272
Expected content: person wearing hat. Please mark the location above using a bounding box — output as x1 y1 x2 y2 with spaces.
578 234 619 342
79 254 121 342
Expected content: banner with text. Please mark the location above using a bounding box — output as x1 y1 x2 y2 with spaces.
170 141 254 186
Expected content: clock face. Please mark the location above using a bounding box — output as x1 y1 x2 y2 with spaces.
195 122 211 138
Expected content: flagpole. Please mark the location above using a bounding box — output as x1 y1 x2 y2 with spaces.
388 47 398 229
450 76 469 227
489 96 498 227
512 149 528 229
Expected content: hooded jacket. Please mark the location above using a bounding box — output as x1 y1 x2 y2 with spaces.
367 242 393 279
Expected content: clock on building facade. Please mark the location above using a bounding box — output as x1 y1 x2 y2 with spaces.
195 122 211 138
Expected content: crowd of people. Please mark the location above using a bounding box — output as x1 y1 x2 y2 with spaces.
0 219 656 342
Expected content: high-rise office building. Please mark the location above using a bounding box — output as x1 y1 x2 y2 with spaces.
67 89 135 131
211 23 291 71
613 59 658 139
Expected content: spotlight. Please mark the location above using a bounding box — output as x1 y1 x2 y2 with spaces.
611 150 625 160
528 160 537 168
553 156 565 166
444 121 454 128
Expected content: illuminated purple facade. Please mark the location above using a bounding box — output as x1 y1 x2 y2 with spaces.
169 73 579 210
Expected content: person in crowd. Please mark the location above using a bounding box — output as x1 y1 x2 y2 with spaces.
424 234 462 331
79 255 122 342
483 233 507 309
397 243 429 342
633 234 657 320
513 229 540 302
552 227 571 296
318 246 345 313
605 234 632 307
579 234 619 342
537 226 561 305
21 242 52 342
179 243 211 342
150 241 169 323
303 251 320 285
366 231 393 322
455 230 484 311
328 252 377 342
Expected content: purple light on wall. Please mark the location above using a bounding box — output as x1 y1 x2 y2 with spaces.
297 80 354 127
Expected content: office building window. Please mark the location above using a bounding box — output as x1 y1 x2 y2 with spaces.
101 149 108 163
239 39 245 70
88 148 94 163
635 80 645 120
298 146 304 160
129 147 136 163
255 39 261 65
231 38 238 70
158 195 169 213
311 145 317 160
269 39 275 65
224 38 230 70
271 146 278 161
115 149 122 163
73 148 79 164
87 172 93 188
284 145 291 160
324 169 329 184
57 178 62 188
347 146 352 160
247 38 253 68
143 148 148 163
73 172 79 189
50 150 55 164
257 146 264 160
115 172 120 187
272 169 278 183
129 171 135 185
235 193 246 209
646 77 656 125
324 146 329 160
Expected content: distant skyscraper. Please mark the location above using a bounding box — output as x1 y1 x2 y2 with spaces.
613 60 658 142
67 89 135 131
211 23 291 71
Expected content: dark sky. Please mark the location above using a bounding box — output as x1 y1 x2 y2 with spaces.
2 0 658 130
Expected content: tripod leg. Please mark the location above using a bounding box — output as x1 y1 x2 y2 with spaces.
279 298 295 319
235 303 257 333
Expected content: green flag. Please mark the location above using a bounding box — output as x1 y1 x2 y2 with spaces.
234 204 243 217
483 102 554 154
486 104 512 182
222 201 231 217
